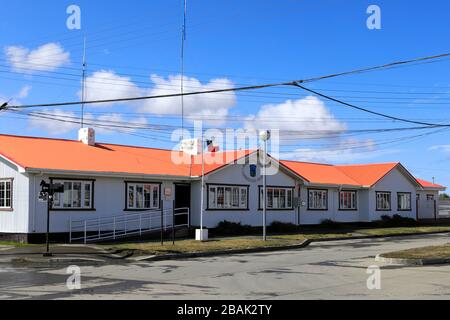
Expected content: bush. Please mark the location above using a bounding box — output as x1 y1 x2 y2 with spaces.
269 221 299 233
320 219 342 229
377 214 418 227
214 221 253 235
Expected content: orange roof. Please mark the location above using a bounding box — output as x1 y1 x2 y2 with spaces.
416 178 445 189
280 160 415 187
280 161 361 186
0 134 446 190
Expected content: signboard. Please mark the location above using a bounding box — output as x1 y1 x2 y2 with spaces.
180 138 202 156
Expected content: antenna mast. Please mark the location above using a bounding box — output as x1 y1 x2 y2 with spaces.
180 0 187 137
81 36 87 128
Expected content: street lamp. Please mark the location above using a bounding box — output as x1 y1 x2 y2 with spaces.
259 130 271 241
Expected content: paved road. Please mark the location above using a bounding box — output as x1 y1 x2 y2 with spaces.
1 233 450 300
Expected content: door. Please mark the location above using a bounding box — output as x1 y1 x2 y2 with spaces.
175 184 191 226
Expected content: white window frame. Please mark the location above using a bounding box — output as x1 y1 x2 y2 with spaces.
0 179 12 210
397 192 412 211
52 179 94 210
339 190 358 210
260 187 294 210
308 189 328 210
376 192 391 211
126 182 160 210
208 185 248 210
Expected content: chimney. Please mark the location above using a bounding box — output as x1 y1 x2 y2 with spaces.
78 128 95 146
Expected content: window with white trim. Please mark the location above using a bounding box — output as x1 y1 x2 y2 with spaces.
208 185 248 209
0 179 12 209
127 183 160 210
376 192 391 211
260 187 294 210
339 191 357 210
52 180 93 209
397 193 411 211
308 189 328 210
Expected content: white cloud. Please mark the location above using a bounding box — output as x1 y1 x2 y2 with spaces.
139 75 237 123
28 110 148 136
95 113 147 134
244 96 347 142
280 138 399 163
429 145 450 153
17 85 31 99
29 109 79 135
81 70 143 106
5 43 70 73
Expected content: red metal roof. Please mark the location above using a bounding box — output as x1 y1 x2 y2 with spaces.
0 134 445 190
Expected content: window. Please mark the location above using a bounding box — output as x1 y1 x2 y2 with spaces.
260 187 294 210
126 182 160 210
0 179 12 210
208 185 248 210
427 194 435 201
308 189 328 210
339 191 357 210
397 193 411 211
376 192 391 211
52 180 94 210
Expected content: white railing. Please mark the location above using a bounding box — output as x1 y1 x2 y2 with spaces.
69 207 190 244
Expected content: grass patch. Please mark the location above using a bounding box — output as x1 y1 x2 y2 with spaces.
355 226 450 236
383 243 450 260
102 225 450 256
0 241 37 247
104 236 306 256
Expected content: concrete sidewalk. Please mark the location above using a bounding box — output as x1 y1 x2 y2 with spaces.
0 244 121 265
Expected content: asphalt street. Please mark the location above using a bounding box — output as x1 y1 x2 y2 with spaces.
0 233 449 300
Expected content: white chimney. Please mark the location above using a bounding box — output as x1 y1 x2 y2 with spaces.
78 128 96 146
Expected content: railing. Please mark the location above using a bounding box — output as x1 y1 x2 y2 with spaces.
69 207 190 244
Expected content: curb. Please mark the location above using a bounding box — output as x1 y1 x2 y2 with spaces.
127 231 450 262
127 239 312 262
375 254 450 266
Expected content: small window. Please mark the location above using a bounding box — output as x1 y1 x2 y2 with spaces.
308 189 328 210
52 180 94 210
208 185 248 210
339 191 357 210
427 194 435 201
126 183 160 210
397 193 411 211
0 179 12 210
376 192 391 211
260 187 294 210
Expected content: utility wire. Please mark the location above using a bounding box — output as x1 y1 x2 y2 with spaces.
292 83 450 127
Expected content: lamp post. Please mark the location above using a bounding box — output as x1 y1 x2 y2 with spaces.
259 130 271 241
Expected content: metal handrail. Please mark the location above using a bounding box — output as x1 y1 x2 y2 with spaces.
70 207 190 243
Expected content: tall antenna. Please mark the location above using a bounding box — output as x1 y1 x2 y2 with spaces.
81 36 87 128
180 0 187 137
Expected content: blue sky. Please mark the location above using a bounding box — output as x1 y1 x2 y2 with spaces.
0 0 449 187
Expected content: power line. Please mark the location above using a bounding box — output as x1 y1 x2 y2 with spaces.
292 83 450 127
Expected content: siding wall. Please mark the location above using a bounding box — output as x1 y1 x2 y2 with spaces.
191 162 297 228
368 168 417 221
29 173 184 233
0 158 29 233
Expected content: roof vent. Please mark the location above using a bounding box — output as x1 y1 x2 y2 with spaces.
78 128 95 146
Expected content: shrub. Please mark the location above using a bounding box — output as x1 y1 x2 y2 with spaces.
377 214 418 227
269 221 299 233
214 221 253 235
320 219 342 229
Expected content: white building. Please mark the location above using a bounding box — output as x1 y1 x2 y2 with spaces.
0 132 446 242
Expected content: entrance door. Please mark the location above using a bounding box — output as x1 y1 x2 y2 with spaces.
175 184 191 226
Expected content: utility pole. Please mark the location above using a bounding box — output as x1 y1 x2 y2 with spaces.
259 130 271 241
81 36 87 128
180 0 187 138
